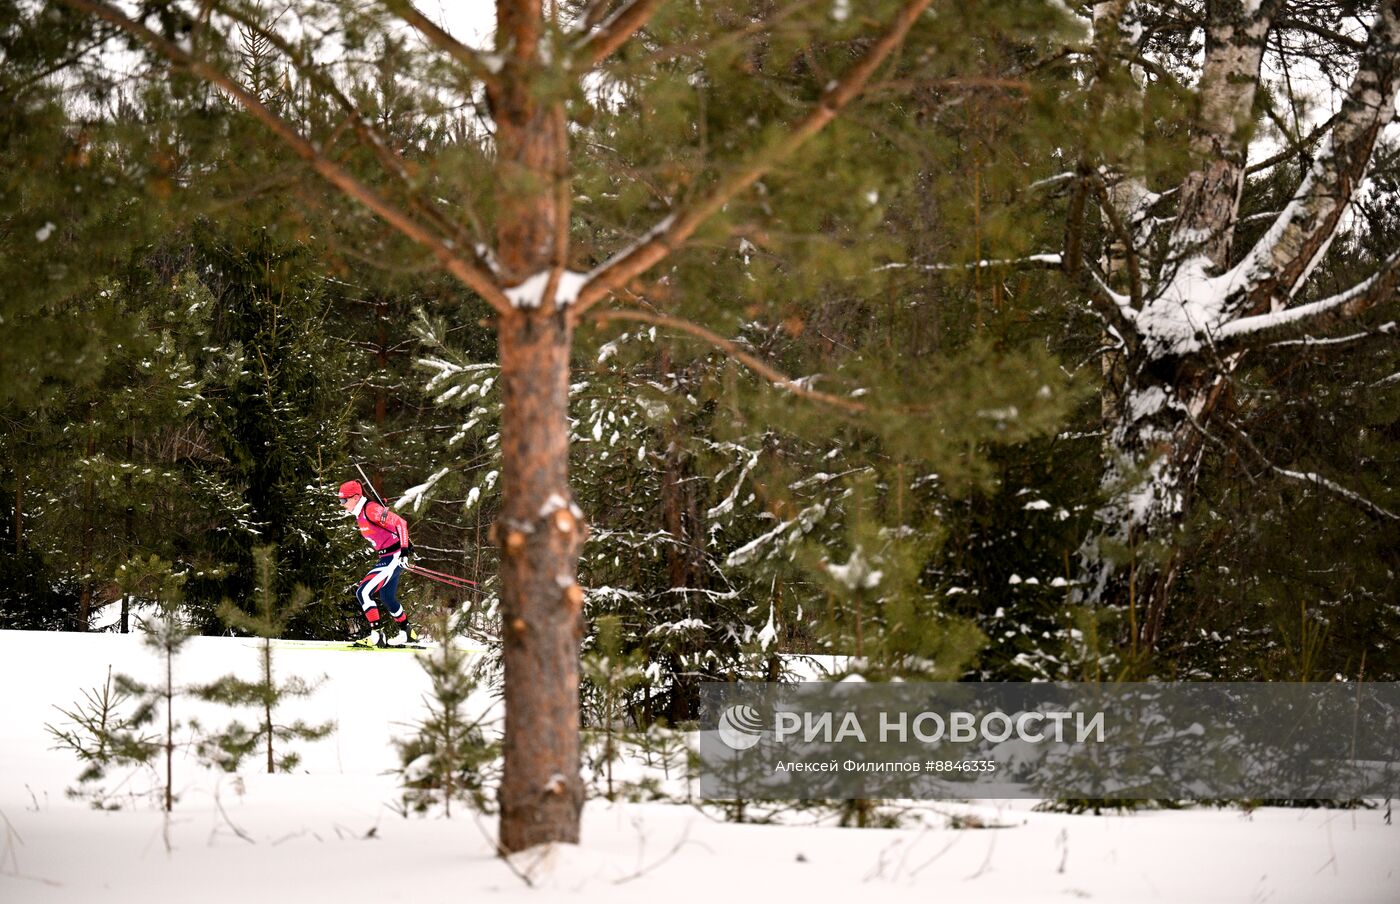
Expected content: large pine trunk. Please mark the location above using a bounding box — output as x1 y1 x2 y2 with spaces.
491 0 584 852
495 309 586 850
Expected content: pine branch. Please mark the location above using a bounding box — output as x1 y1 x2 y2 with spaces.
383 0 502 91
571 0 935 316
210 2 493 266
57 0 511 314
590 308 867 412
573 0 664 68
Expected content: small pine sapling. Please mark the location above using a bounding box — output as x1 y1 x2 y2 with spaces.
394 604 497 816
581 614 647 801
45 665 161 809
110 554 193 812
194 545 334 773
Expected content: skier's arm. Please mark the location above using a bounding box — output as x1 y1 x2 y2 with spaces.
393 511 410 550
367 501 411 550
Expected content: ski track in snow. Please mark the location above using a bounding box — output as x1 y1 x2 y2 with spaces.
1 630 1396 902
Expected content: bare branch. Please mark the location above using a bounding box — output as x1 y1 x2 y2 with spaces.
590 309 868 413
570 0 934 316
574 0 663 68
1244 109 1343 177
1091 172 1143 306
1270 467 1398 521
58 0 511 314
1188 410 1399 522
1275 16 1369 52
875 254 1064 273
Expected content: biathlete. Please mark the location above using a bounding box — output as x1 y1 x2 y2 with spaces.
338 479 420 647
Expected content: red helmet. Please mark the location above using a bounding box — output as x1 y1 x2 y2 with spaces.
338 480 363 500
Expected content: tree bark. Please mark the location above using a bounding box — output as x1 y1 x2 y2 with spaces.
490 0 584 852
77 420 96 631
495 308 586 850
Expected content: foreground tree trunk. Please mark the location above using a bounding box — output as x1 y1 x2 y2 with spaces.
496 309 586 849
489 0 586 850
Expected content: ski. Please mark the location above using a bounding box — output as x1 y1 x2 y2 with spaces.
257 638 442 652
340 641 430 652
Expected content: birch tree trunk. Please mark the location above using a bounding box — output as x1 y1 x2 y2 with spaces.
1077 0 1400 649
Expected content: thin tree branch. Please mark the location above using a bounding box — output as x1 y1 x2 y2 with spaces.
1225 418 1399 521
1268 323 1396 349
570 0 935 317
58 0 511 314
1186 408 1398 521
1091 172 1144 306
875 254 1064 273
591 309 868 412
574 0 664 68
1275 16 1369 52
383 0 501 91
209 2 491 267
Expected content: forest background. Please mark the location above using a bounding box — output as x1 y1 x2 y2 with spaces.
3 0 1398 796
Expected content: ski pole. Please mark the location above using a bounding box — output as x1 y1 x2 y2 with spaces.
406 565 478 589
407 563 478 586
410 571 486 595
405 563 485 593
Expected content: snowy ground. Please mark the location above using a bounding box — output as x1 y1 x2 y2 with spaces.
1 629 1396 902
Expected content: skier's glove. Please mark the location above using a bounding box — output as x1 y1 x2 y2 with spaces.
402 543 414 559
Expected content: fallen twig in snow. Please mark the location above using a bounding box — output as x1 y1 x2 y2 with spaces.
614 819 706 885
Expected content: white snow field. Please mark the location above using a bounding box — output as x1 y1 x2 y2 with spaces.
1 629 1396 902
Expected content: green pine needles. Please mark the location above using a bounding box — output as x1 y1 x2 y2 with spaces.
394 605 498 817
194 545 335 773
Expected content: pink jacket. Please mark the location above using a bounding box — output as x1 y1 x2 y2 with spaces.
356 500 410 552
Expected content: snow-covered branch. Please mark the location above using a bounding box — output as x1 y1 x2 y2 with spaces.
876 254 1063 273
1215 250 1400 349
1271 468 1399 521
1230 0 1400 316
